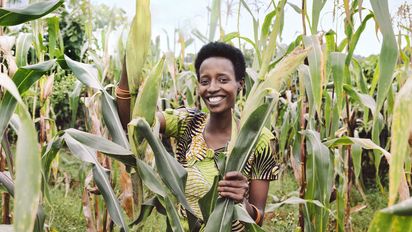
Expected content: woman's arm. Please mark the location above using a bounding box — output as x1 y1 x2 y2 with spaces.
116 59 166 132
217 172 269 226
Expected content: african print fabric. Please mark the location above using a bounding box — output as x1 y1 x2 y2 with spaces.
162 108 280 231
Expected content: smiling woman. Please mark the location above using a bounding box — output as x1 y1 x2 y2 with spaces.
117 42 279 231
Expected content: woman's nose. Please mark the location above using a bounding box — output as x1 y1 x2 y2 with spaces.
207 80 220 92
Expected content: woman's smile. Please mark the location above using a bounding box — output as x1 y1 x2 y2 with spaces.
198 57 241 115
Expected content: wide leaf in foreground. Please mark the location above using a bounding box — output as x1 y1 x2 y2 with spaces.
0 0 64 26
205 99 275 232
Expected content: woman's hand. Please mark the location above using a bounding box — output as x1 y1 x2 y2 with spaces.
217 171 249 203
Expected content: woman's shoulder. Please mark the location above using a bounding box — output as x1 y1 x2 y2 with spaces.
163 107 206 121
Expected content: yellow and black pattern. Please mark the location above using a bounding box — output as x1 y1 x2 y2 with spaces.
162 108 279 231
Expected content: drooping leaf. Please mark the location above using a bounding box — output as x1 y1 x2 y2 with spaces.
135 159 167 197
64 128 135 167
0 60 55 145
129 118 193 214
63 134 129 231
130 196 165 226
0 0 64 26
64 55 129 149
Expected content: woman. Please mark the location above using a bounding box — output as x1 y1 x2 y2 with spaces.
116 42 279 231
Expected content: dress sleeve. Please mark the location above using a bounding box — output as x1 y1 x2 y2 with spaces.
247 128 280 181
161 108 189 138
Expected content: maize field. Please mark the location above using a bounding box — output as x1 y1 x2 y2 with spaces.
0 0 411 231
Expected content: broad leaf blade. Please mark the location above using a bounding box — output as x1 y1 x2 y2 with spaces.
389 78 412 206
0 0 63 26
63 134 129 231
129 118 193 214
65 128 135 166
0 60 56 140
14 105 41 232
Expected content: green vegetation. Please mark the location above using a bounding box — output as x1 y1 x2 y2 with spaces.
0 0 412 231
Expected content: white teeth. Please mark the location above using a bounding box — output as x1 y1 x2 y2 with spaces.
208 96 223 103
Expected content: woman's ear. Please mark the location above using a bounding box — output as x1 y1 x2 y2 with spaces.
237 79 245 92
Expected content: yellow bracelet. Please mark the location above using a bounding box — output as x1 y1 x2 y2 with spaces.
250 204 262 224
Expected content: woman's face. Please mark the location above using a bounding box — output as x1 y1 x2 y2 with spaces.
198 57 243 115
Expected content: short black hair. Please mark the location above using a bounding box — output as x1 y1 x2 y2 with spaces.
194 42 246 82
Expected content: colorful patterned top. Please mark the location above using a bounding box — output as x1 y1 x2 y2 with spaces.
162 108 280 231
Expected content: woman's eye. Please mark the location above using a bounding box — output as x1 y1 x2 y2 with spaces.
200 79 209 85
219 77 228 83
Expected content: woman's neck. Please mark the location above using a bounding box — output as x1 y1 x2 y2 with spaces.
206 110 233 135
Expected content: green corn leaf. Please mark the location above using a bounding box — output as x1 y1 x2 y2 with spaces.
132 56 165 125
343 84 377 116
368 198 412 231
352 142 363 184
345 13 374 65
135 159 167 197
382 197 412 216
303 129 332 231
64 55 102 90
129 118 193 214
64 55 129 149
208 0 221 41
330 53 346 114
164 196 184 232
64 128 136 167
205 99 276 232
242 48 307 128
0 60 55 137
63 133 129 231
371 0 398 115
69 81 82 128
258 0 286 80
389 78 412 206
15 33 33 67
324 136 391 158
0 172 14 196
41 136 63 184
298 64 315 120
311 0 327 34
226 101 275 172
0 0 63 26
199 175 219 222
47 16 61 59
303 35 324 116
126 0 151 95
130 196 165 226
204 198 234 232
0 74 23 104
14 105 41 232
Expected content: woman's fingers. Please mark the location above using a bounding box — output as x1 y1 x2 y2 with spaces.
223 171 247 181
218 171 249 203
